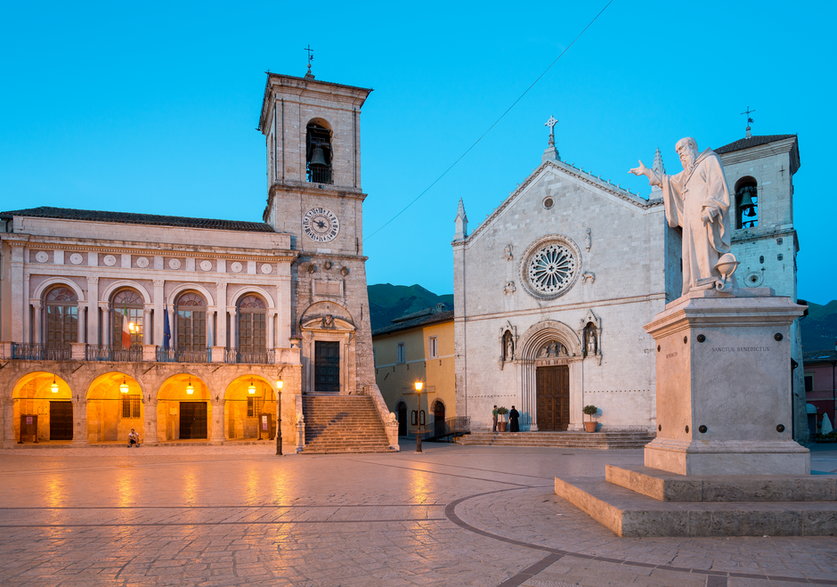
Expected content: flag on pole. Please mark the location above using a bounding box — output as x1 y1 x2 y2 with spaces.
121 311 131 349
163 308 171 351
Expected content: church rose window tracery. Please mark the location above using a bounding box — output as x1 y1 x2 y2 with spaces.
525 241 578 298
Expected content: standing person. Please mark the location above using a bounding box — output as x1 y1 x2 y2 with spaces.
509 406 520 432
492 405 498 432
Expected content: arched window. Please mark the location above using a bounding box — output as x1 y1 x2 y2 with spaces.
306 120 333 184
735 176 758 229
110 289 143 350
44 286 78 352
175 292 206 352
237 294 267 361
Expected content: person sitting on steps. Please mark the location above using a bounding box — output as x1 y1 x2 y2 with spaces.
127 428 141 448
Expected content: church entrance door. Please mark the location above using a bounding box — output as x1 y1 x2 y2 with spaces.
314 341 340 392
536 366 569 431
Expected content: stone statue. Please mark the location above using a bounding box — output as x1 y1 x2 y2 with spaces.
630 137 736 294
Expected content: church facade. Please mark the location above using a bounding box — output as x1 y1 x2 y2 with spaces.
0 72 395 449
453 132 804 436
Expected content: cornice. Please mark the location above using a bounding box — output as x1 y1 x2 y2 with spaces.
462 159 658 245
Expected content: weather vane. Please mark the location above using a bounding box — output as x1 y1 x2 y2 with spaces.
741 106 755 138
544 116 558 146
304 44 315 79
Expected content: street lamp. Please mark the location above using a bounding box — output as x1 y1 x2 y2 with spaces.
275 379 284 456
415 380 424 453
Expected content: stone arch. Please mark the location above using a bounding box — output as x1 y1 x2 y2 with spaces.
167 283 215 308
156 373 212 441
519 320 582 359
86 371 144 443
229 287 277 310
223 375 277 441
99 280 152 305
31 278 86 304
11 371 73 443
299 301 354 328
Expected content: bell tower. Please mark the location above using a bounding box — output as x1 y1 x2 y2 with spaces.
258 72 381 404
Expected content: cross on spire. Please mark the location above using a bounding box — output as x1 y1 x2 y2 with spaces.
741 106 755 138
304 44 315 79
544 116 558 146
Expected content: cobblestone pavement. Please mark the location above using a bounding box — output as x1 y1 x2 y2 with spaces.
0 442 834 586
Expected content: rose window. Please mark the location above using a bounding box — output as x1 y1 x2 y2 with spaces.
527 242 577 296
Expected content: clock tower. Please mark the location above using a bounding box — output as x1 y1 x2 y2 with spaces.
258 71 385 415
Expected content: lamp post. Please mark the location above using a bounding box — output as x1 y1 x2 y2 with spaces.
414 380 424 453
275 380 283 456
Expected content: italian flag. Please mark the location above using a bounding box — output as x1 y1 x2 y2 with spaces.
121 313 131 349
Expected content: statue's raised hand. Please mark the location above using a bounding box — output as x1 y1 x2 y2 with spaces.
629 160 650 179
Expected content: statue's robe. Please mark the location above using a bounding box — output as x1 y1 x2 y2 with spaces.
658 149 732 294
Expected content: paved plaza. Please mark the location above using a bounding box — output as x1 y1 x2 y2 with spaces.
0 442 835 586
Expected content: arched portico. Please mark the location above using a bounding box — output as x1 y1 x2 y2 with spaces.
157 374 212 441
224 376 277 440
11 371 73 443
517 320 583 431
86 372 143 443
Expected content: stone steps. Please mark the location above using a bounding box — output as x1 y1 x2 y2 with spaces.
302 395 393 454
455 431 654 449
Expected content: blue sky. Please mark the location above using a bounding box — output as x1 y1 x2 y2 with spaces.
1 1 834 304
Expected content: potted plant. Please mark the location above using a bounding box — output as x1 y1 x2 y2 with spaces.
583 405 598 433
496 407 509 432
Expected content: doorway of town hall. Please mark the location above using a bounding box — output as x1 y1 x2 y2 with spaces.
157 374 211 441
11 372 73 443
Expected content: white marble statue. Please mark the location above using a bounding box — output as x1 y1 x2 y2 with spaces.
630 137 735 294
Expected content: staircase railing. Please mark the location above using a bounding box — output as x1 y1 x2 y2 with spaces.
427 416 471 441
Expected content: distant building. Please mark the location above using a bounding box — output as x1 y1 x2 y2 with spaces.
453 132 805 437
372 305 455 438
0 71 396 451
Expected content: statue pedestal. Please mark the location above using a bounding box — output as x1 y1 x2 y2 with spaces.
553 291 837 537
642 291 808 475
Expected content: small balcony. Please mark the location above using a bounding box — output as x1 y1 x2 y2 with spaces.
86 345 143 362
11 343 71 361
156 348 212 363
225 349 275 365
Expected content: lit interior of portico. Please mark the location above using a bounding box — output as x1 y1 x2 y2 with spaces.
224 376 277 440
86 372 142 443
157 374 211 441
12 371 72 443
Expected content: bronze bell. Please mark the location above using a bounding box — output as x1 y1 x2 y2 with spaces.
739 186 757 217
309 145 328 167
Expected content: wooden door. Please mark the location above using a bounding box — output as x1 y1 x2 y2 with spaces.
536 366 569 431
49 401 73 440
314 341 340 392
433 401 446 437
179 402 207 439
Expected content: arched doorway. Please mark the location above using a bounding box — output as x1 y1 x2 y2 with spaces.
224 376 277 440
157 375 210 441
12 372 73 443
396 401 407 436
518 320 581 432
87 372 142 443
432 400 446 437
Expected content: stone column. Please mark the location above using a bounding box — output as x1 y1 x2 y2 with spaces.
143 397 158 445
73 398 88 445
215 281 227 349
227 306 237 352
31 301 42 344
98 302 109 346
267 311 276 350
1 397 13 448
87 276 99 344
143 306 152 345
76 304 85 344
210 396 225 443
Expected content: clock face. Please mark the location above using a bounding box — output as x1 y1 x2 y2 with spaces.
302 207 340 242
